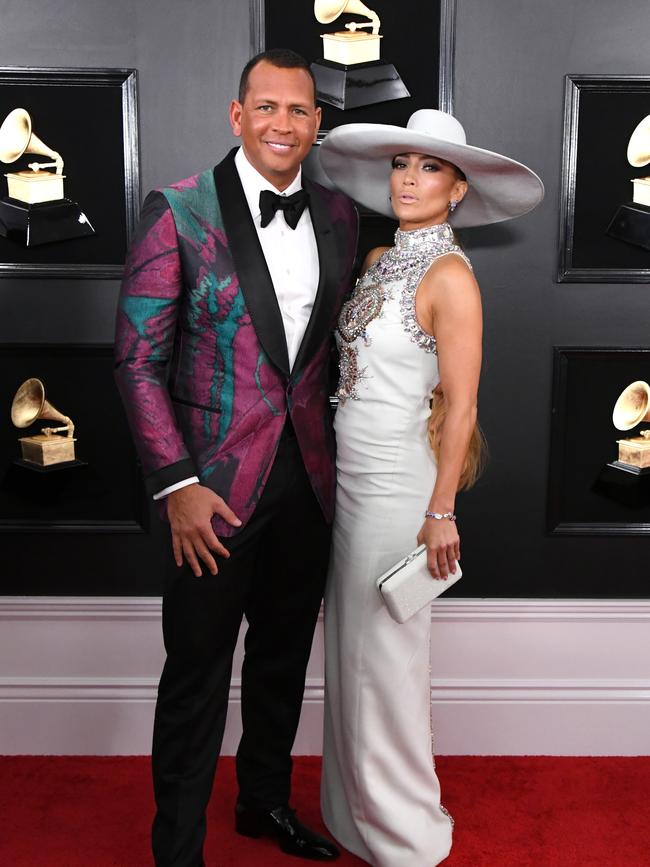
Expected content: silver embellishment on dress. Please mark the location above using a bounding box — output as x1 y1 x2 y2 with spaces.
440 803 455 829
369 222 471 354
335 223 472 402
337 343 368 403
338 280 384 345
428 633 455 830
335 277 385 403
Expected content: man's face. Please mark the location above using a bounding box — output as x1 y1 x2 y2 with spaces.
229 60 321 191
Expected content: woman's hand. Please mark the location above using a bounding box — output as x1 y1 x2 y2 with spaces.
417 518 460 580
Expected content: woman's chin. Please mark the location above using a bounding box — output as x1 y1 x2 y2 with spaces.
392 204 419 223
392 203 448 227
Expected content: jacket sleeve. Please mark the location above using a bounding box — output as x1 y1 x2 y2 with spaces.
114 190 199 496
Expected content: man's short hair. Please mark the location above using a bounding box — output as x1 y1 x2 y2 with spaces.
238 48 317 105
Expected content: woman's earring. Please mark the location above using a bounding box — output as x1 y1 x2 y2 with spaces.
449 200 458 212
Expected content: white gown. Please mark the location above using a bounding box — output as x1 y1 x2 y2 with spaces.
321 223 470 867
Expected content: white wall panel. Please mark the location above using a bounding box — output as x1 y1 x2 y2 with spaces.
1 597 649 756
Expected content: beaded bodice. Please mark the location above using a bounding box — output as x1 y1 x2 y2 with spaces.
335 222 470 403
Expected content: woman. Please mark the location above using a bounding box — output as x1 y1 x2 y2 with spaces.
318 110 543 866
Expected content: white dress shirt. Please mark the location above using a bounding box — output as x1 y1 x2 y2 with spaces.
234 146 320 367
154 147 320 501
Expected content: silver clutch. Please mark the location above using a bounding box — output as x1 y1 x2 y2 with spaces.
376 544 462 623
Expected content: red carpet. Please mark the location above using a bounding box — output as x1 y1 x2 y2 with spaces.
1 756 649 866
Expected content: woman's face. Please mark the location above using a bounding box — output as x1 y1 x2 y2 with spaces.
389 152 467 231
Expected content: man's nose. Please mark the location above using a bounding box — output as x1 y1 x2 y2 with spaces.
271 109 292 131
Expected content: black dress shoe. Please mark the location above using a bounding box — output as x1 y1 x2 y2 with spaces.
235 803 340 860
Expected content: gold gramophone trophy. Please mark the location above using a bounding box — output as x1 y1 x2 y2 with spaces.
311 0 410 110
606 114 650 250
593 380 650 506
611 380 650 470
0 108 94 246
11 378 77 467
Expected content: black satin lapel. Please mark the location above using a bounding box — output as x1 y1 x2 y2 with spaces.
213 150 290 376
292 178 340 376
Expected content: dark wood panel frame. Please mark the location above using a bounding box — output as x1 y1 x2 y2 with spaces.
0 67 139 279
547 346 650 535
252 0 456 131
0 344 147 533
558 75 650 283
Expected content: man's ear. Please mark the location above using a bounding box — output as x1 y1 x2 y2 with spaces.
229 99 243 137
313 105 322 142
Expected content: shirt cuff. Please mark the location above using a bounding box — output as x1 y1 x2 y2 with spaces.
152 476 200 500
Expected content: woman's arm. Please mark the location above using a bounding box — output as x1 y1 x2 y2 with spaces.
415 253 483 579
360 246 390 276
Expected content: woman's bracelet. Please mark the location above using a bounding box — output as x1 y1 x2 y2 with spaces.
424 511 456 522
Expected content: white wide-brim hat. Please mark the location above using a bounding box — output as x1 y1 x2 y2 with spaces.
318 109 544 227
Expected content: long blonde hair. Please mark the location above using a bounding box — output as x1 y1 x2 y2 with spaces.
427 389 487 490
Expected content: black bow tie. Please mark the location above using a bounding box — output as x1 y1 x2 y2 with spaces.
259 188 309 230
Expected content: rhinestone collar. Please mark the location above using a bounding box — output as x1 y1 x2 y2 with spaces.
393 222 455 257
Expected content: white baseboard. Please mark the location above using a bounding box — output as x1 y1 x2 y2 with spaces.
1 597 650 756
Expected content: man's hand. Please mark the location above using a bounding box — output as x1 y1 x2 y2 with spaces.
167 484 242 577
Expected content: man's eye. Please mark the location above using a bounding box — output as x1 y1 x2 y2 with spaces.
258 105 272 112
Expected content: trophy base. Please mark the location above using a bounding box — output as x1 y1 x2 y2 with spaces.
1 458 101 516
19 434 77 466
14 458 86 473
0 196 95 246
606 202 650 251
311 59 410 110
593 460 650 507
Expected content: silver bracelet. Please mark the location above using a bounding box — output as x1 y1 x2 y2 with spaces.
424 511 456 522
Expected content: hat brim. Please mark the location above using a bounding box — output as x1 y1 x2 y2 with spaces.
318 123 544 227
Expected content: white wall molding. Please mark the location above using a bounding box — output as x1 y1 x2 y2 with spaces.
0 597 162 620
1 596 650 755
5 596 650 621
0 676 324 704
432 599 650 621
432 678 650 702
3 675 650 705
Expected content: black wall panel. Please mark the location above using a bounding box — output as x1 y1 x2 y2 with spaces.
1 0 649 597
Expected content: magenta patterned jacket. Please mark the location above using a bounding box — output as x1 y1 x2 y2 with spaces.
114 149 358 536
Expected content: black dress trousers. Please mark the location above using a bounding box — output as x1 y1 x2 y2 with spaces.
151 424 331 867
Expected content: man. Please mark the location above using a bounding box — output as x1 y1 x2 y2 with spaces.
114 49 358 867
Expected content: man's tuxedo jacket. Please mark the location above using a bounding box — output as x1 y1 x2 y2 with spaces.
114 149 358 536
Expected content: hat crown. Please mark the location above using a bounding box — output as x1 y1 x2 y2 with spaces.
406 109 467 146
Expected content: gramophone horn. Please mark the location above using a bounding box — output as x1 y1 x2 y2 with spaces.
10 377 73 434
314 0 378 25
0 108 64 173
314 0 350 23
627 114 650 168
612 380 650 430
